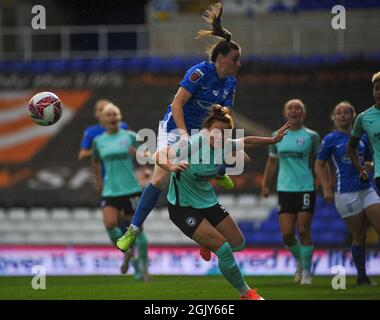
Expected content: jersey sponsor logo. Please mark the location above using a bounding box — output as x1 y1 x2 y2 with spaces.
212 90 219 96
104 153 129 161
186 217 197 227
189 69 204 83
296 138 305 145
279 151 304 159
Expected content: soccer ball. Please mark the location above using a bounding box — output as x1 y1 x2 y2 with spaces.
28 92 62 126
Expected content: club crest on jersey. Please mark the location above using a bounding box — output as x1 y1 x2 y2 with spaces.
212 90 219 96
189 69 204 83
186 217 197 227
296 138 305 145
222 89 229 99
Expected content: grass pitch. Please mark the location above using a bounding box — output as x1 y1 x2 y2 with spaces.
0 275 379 300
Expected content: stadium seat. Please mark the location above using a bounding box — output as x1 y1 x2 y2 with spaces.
0 208 8 220
259 221 280 233
29 208 49 220
217 195 236 207
51 208 72 220
8 209 27 221
0 221 13 233
237 195 257 207
50 60 67 72
72 208 93 220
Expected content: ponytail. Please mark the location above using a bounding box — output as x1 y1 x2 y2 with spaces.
196 3 240 63
203 104 234 129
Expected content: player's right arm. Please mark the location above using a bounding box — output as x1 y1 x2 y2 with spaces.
91 141 102 194
78 149 92 161
171 87 192 140
261 156 278 198
78 128 93 161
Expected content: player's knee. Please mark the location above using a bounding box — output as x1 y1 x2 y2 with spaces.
151 173 169 188
281 231 295 243
298 226 310 238
231 239 245 252
352 232 366 246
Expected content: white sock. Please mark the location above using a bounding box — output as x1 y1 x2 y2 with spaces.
130 224 141 233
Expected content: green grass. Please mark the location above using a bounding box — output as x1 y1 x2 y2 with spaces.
0 276 379 300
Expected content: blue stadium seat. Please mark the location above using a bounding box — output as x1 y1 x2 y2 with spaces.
67 59 85 71
238 221 255 233
147 57 165 73
8 61 28 72
50 60 67 73
259 221 280 233
106 58 125 71
248 232 283 246
29 60 49 74
313 232 347 246
124 58 145 72
88 59 106 72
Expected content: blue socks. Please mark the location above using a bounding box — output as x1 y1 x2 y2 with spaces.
131 183 162 228
352 245 367 279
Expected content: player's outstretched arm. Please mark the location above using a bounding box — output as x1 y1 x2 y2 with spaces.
240 121 291 148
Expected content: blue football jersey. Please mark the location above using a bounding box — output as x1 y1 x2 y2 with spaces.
161 61 237 133
80 121 129 149
318 130 373 193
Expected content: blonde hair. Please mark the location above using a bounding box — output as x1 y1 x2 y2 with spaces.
101 103 122 121
372 71 380 84
283 99 306 114
95 99 111 111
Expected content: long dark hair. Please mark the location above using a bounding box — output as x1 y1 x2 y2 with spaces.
196 3 240 63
